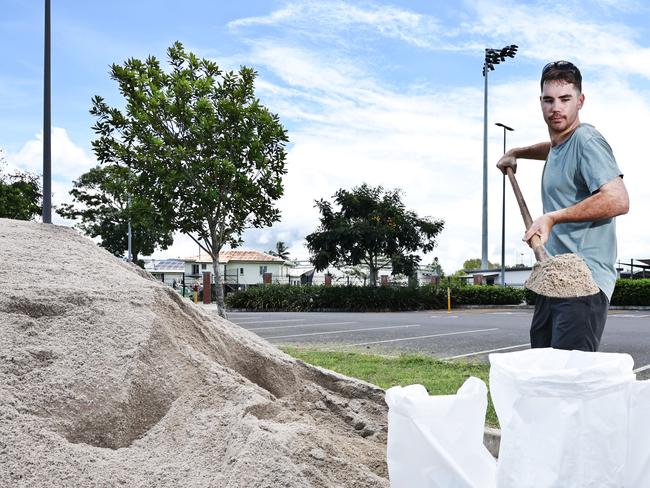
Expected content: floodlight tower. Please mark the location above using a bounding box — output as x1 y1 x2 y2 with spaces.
481 44 517 270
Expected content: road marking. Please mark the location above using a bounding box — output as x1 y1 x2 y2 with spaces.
633 364 650 374
442 343 530 360
264 324 422 340
611 314 650 319
429 315 459 319
248 321 357 331
343 328 499 347
231 318 305 325
486 312 528 315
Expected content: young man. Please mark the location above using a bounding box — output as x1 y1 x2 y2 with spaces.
496 61 629 351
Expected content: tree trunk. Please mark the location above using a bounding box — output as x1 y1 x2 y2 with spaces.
368 266 378 287
211 249 227 318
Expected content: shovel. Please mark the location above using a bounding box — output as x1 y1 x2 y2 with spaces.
504 167 598 297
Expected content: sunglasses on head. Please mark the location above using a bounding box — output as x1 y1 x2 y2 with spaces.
542 60 578 75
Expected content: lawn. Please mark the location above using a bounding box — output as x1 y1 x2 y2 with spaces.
282 347 498 427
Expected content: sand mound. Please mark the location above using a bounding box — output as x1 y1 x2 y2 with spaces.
0 219 388 487
525 253 600 298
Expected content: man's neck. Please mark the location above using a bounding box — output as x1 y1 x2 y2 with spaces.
549 119 581 147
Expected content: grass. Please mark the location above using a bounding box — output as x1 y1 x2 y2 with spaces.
282 347 498 427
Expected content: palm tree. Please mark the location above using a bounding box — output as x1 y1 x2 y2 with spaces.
268 241 290 260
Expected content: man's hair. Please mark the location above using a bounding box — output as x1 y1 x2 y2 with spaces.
540 61 582 93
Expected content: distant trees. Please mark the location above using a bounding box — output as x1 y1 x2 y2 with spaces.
0 150 42 221
57 164 174 265
462 258 499 271
268 241 290 260
89 42 288 315
306 183 444 286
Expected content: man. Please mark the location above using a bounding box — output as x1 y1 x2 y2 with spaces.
497 61 629 351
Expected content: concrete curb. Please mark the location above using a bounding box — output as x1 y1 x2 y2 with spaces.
483 427 501 458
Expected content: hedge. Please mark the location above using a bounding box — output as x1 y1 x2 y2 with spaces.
225 284 526 312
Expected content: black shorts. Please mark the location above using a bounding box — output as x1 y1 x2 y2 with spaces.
530 291 609 352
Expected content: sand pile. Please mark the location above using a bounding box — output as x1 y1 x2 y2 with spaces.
0 219 389 487
525 253 599 298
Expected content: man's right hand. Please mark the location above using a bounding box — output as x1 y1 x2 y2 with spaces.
496 152 517 175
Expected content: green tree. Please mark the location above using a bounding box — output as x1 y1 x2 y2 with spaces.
268 241 290 260
306 183 444 286
462 258 499 271
0 151 42 221
90 42 288 315
57 164 174 265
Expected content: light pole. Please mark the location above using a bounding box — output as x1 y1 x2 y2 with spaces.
43 0 52 223
495 122 514 287
481 44 517 270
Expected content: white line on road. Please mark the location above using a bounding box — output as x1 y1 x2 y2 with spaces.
429 315 459 319
442 343 530 360
633 364 650 374
344 328 499 347
231 318 305 325
264 324 422 340
248 321 357 331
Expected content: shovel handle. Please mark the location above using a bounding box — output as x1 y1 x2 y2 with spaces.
506 167 548 262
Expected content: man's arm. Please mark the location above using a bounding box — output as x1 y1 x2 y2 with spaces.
523 176 629 245
496 142 551 174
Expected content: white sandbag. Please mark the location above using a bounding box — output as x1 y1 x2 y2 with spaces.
489 348 635 488
385 377 496 488
626 379 650 487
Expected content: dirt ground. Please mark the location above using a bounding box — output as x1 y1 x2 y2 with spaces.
0 218 389 487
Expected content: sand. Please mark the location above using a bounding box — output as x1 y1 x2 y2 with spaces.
0 218 389 487
525 253 600 298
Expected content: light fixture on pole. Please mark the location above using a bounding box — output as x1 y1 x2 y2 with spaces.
495 122 514 287
481 44 517 270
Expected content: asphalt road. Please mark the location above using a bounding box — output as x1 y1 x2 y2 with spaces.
217 307 650 378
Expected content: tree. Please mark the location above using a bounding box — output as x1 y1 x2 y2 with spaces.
57 164 174 265
0 150 42 221
462 258 499 271
91 42 288 315
268 241 290 260
306 183 444 286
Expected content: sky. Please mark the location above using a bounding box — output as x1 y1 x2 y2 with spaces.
2 0 649 274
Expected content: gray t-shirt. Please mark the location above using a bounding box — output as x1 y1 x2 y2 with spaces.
541 123 622 300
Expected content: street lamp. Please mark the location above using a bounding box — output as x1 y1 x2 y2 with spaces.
495 122 514 287
481 44 517 270
43 0 51 223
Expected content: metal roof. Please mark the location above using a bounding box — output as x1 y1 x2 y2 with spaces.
184 249 286 264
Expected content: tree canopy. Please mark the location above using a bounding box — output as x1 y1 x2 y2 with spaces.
268 241 290 260
0 151 42 221
462 258 499 271
306 183 444 286
57 164 174 265
90 42 288 314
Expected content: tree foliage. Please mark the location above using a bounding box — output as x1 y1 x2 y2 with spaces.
462 258 499 271
268 241 290 260
0 151 42 221
306 183 444 286
57 164 174 265
90 42 288 314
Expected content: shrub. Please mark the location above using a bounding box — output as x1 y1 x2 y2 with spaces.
225 284 524 312
611 279 650 306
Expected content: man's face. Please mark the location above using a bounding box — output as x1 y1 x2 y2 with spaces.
540 80 584 134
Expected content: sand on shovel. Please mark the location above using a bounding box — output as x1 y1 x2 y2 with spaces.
0 218 389 487
525 253 600 298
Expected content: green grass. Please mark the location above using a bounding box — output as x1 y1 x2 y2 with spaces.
282 347 498 427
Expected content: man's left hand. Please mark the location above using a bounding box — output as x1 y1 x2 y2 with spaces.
524 213 556 246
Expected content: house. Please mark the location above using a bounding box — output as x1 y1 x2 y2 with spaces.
183 250 292 291
460 266 534 287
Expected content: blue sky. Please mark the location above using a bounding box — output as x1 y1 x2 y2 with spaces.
2 0 649 273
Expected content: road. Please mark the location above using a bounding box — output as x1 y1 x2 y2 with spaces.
207 307 650 379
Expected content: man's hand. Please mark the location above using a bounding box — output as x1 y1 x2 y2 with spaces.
496 152 517 175
523 213 556 246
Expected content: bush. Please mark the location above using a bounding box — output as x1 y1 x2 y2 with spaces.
225 284 525 312
611 279 650 306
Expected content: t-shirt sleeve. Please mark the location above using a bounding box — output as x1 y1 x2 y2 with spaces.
579 135 623 194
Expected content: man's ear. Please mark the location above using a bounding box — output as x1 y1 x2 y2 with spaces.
577 93 585 109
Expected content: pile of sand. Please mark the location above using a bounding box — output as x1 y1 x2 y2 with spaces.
0 219 389 487
525 253 600 298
